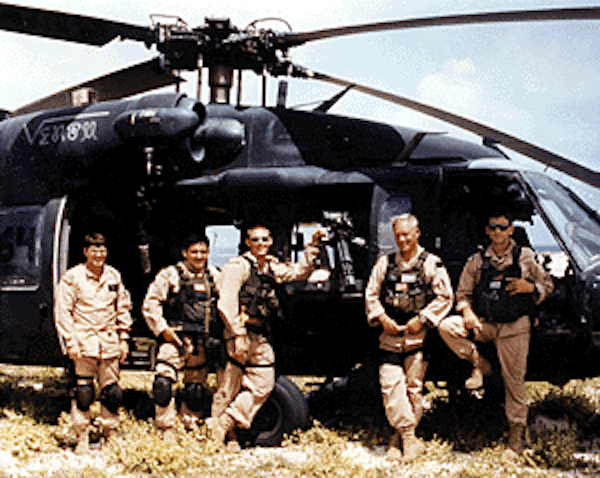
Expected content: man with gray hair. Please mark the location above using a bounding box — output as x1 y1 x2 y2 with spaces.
366 213 453 463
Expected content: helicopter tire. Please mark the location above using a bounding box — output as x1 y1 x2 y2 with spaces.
240 375 310 447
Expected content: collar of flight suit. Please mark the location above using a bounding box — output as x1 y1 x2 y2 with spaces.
83 263 113 284
393 244 426 269
242 251 278 273
483 238 518 269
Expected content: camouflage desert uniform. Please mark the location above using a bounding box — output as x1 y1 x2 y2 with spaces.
212 248 318 429
366 245 453 430
438 238 554 426
55 263 132 434
142 262 222 431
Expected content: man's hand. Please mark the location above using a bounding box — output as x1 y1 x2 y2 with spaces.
406 316 424 334
462 307 483 332
310 228 328 246
505 277 535 295
378 314 405 335
162 327 183 348
67 345 82 362
232 335 250 364
119 341 129 363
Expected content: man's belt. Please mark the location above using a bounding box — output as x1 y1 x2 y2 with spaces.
378 348 420 365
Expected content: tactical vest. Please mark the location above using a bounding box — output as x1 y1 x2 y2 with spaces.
380 251 434 325
472 246 535 323
164 264 220 335
239 257 281 335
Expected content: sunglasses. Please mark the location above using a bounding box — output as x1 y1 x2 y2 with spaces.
249 236 271 243
488 223 511 231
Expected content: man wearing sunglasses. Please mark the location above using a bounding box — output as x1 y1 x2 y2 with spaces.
206 224 326 448
438 211 554 457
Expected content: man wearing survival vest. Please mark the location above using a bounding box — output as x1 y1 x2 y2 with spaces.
366 214 453 463
206 225 326 448
142 233 222 438
438 210 554 457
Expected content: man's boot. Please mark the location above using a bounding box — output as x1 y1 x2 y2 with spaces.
74 428 89 455
226 429 241 452
400 427 425 463
505 422 525 456
386 432 402 461
465 351 492 390
206 413 235 447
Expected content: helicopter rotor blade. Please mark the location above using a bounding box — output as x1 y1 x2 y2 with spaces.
282 7 600 46
0 2 154 46
13 58 182 116
310 70 600 189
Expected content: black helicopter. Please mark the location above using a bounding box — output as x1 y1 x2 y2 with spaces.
0 2 599 445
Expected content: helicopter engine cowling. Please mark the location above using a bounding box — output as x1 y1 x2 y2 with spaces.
0 93 206 203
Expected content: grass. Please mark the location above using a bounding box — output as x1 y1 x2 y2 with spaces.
0 365 598 476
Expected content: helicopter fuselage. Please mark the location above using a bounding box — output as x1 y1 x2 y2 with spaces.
0 92 599 386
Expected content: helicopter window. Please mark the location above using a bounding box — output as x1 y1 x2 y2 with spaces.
0 205 45 290
206 225 241 267
292 223 335 281
514 217 567 279
377 195 412 256
522 172 600 271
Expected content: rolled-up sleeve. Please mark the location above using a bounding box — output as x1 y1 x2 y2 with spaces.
456 253 482 313
365 255 388 325
217 258 250 337
419 255 454 327
271 245 319 283
142 267 178 337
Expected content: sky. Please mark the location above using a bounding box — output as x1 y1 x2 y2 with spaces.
1 0 599 207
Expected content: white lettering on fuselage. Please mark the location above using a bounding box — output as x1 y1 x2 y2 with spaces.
22 111 109 147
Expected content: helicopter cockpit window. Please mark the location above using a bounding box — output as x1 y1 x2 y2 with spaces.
514 216 568 279
522 172 600 271
377 195 412 256
206 225 241 267
0 205 45 290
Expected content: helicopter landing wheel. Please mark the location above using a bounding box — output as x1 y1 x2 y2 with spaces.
238 375 310 447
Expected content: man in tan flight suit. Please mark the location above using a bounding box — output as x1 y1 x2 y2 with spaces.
142 233 222 437
438 211 554 457
206 225 325 447
54 233 132 454
366 214 453 463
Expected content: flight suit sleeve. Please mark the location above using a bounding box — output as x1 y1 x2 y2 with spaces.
455 253 482 313
270 244 320 283
419 255 454 327
116 278 133 340
521 247 555 305
365 255 389 325
54 272 79 355
142 267 178 337
217 258 250 337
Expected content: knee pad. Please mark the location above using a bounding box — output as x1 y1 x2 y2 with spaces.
100 383 123 415
184 382 207 413
153 375 173 408
75 377 95 412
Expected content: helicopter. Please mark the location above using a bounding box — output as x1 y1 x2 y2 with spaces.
0 1 599 446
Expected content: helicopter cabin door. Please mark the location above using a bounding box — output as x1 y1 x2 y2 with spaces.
0 197 68 365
